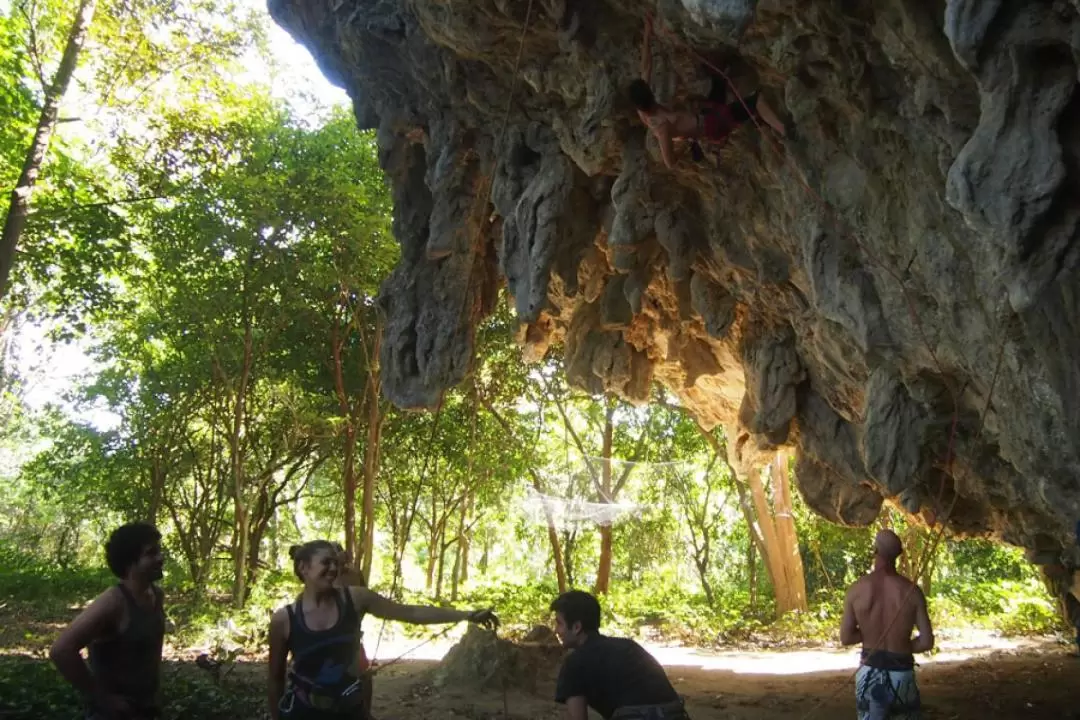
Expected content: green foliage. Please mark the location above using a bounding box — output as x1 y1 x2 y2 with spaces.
0 655 262 720
994 597 1062 637
458 580 564 632
0 541 112 614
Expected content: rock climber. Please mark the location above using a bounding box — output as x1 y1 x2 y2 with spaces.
628 75 786 169
840 529 934 720
50 522 167 720
268 539 498 720
332 543 375 719
550 590 690 720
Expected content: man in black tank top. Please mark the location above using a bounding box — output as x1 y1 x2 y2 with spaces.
50 523 166 720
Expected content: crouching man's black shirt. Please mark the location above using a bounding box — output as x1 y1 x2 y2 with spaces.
554 634 679 719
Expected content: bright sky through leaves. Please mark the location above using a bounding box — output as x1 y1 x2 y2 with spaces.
14 0 350 427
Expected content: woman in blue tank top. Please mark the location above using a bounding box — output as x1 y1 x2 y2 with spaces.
267 540 498 720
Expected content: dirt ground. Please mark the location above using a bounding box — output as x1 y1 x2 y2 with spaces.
3 605 1077 719
353 638 1080 720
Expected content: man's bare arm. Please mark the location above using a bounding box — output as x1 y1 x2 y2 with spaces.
267 608 289 720
49 589 122 700
564 696 589 720
656 123 677 169
911 587 934 653
839 586 862 646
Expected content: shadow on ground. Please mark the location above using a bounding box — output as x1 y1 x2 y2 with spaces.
2 646 1078 720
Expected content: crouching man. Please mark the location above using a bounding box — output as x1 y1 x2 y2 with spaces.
551 590 689 720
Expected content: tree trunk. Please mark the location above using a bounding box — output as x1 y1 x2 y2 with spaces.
479 537 490 575
425 494 439 592
698 556 715 606
594 401 615 595
331 315 359 562
770 450 808 613
342 426 358 559
245 516 268 599
229 323 254 608
435 539 446 601
459 490 472 586
563 530 577 589
0 0 98 301
359 318 383 580
549 524 568 592
748 536 757 613
450 501 466 602
232 505 250 607
530 469 566 592
474 392 565 591
746 462 792 613
425 542 437 591
596 525 613 595
715 423 807 619
148 456 165 525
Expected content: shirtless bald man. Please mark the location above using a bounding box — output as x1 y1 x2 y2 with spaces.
840 529 934 720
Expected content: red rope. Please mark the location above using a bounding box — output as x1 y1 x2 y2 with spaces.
645 11 1012 719
641 12 654 81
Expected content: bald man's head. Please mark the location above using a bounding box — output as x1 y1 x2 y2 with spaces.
874 529 903 561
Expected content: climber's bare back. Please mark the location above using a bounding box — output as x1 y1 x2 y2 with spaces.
844 570 930 655
637 107 698 140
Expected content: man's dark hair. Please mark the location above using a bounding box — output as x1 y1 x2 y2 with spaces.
550 590 601 633
628 79 657 111
105 523 161 578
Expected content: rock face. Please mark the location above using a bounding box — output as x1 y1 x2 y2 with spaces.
268 0 1080 569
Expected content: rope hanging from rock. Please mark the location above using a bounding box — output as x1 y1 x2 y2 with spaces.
367 0 538 690
641 11 653 82
643 10 1012 719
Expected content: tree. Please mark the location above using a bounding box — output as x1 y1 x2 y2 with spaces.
708 424 808 616
0 0 97 301
545 378 649 595
668 451 727 605
78 89 394 604
0 0 260 308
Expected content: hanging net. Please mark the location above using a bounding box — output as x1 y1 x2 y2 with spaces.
517 455 698 529
520 486 648 529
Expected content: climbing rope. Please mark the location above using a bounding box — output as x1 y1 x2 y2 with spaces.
642 10 1014 718
366 0 538 702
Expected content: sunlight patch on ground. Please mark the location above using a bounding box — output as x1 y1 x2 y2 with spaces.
364 631 1047 676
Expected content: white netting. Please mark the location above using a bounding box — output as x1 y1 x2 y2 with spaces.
517 455 700 529
520 486 648 529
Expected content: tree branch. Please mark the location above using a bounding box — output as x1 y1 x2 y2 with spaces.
611 422 650 497
542 375 604 494
18 0 49 93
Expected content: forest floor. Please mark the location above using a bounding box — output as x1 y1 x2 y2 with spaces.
348 633 1080 720
1 602 1078 719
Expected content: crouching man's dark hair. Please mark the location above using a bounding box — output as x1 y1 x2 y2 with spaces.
550 590 602 633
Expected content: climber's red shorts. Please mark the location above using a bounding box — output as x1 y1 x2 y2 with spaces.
700 93 757 143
